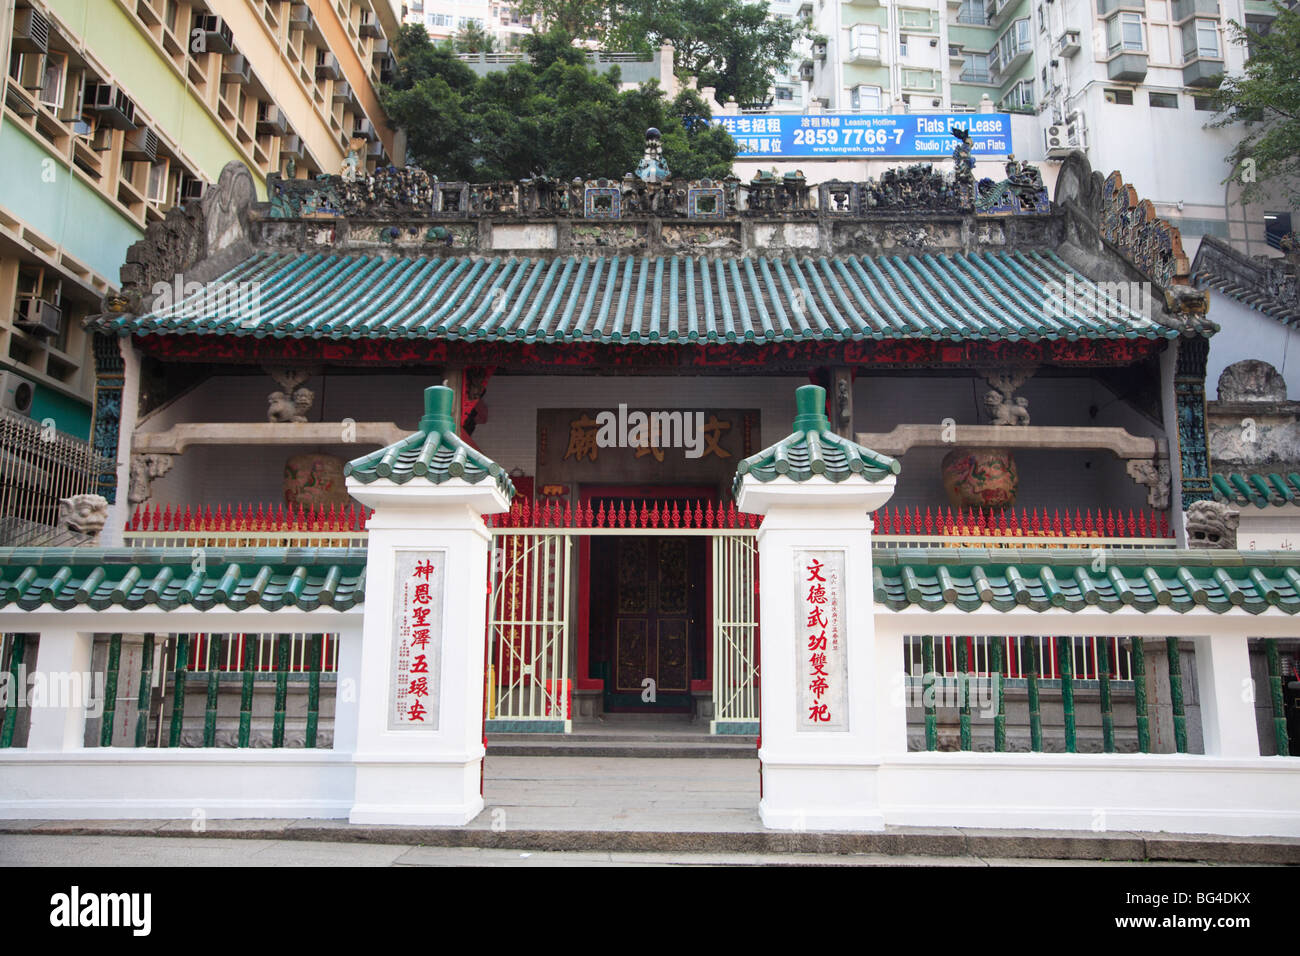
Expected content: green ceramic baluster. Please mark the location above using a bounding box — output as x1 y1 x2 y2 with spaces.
135 634 155 747
1 634 26 748
922 635 937 751
99 635 122 747
272 634 290 748
957 636 971 751
1098 637 1114 753
1131 637 1150 753
306 635 322 749
1027 637 1042 753
1167 637 1188 753
1266 640 1289 756
203 634 223 747
992 637 1006 752
168 635 189 748
238 636 254 748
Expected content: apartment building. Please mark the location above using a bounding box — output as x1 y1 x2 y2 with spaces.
0 0 399 440
402 0 533 49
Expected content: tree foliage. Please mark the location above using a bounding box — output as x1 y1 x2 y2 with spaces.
608 0 803 106
382 26 736 182
453 21 497 54
1209 2 1300 203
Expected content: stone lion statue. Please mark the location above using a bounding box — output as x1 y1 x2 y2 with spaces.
59 494 108 539
268 386 314 423
1185 499 1240 549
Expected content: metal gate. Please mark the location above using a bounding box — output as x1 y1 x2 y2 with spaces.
711 533 759 733
486 530 573 731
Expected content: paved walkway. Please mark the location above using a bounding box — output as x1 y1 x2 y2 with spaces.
2 757 1297 864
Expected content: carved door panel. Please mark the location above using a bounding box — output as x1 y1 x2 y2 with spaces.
612 536 693 702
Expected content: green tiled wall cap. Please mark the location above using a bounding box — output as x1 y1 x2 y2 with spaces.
419 385 457 435
792 384 831 433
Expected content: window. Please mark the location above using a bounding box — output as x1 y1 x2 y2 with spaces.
899 8 934 30
1105 88 1134 104
1266 212 1294 250
1192 95 1216 110
992 17 1031 73
1107 12 1145 54
147 159 170 204
775 85 795 101
960 51 992 83
1003 78 1034 109
899 35 909 57
851 24 880 58
902 68 937 90
1149 91 1178 107
849 85 882 111
1182 18 1220 60
956 0 987 24
38 54 65 110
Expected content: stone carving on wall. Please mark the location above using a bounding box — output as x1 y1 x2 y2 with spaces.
59 494 109 539
201 161 255 256
1218 360 1288 404
91 334 124 504
1126 458 1172 510
1185 499 1239 549
128 454 174 504
984 369 1034 425
266 368 316 422
974 156 1050 216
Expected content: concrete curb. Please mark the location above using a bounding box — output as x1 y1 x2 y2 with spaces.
3 821 1297 863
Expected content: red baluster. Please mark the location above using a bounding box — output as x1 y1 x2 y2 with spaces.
1084 510 1095 535
693 500 704 527
1105 509 1116 537
1137 510 1148 538
593 500 605 527
1008 509 1020 536
636 500 646 528
704 499 715 528
615 500 626 528
669 501 680 528
1158 511 1170 539
727 500 738 528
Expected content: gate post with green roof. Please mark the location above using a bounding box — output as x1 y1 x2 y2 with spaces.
345 386 514 826
735 385 900 830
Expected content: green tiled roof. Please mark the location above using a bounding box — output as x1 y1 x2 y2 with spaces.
345 385 515 498
874 549 1300 614
0 548 366 611
1212 472 1300 509
734 385 900 496
95 250 1186 343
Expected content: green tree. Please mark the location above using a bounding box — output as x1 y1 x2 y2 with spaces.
382 26 736 181
453 21 497 54
511 0 610 42
1209 2 1300 203
608 0 803 106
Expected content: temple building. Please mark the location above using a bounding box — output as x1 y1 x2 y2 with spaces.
0 129 1297 836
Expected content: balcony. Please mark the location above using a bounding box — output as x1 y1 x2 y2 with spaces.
849 42 883 63
1172 0 1220 21
1183 57 1224 86
1107 52 1148 81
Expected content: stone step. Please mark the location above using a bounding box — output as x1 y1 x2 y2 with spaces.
487 734 758 758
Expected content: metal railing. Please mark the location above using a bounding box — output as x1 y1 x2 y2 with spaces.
0 410 113 545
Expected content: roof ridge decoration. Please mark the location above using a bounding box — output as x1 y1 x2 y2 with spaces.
1052 152 1209 326
1192 234 1300 327
733 384 900 496
344 385 515 499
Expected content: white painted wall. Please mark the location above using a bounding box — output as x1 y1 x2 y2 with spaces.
1205 296 1300 401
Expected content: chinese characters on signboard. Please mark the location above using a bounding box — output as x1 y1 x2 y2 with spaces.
795 550 847 732
389 550 445 731
713 113 1013 159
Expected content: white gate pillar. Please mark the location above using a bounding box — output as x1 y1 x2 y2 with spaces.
735 385 899 830
25 629 94 751
345 386 512 825
1194 633 1260 758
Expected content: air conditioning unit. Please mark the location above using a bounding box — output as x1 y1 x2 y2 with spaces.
12 6 50 55
315 52 341 81
178 176 205 202
89 122 114 151
1057 29 1081 56
257 103 288 136
359 11 382 37
366 140 384 158
332 81 353 103
83 81 137 130
222 54 252 85
281 133 304 158
289 4 315 31
371 39 390 59
354 118 378 141
13 296 62 337
0 371 36 416
123 126 159 163
1044 122 1081 156
191 14 236 55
